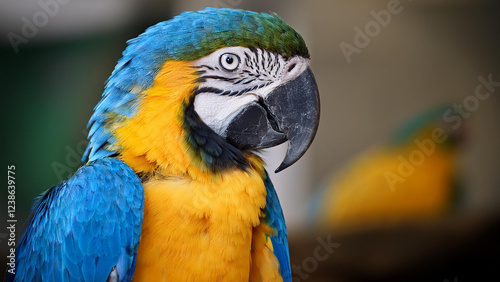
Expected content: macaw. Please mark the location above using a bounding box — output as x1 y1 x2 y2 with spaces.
312 106 462 231
8 8 320 282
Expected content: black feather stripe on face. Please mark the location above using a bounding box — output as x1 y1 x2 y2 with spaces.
182 96 249 172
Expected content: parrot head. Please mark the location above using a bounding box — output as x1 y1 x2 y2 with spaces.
83 8 320 176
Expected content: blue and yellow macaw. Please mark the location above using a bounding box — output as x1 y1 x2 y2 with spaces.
9 8 320 281
312 106 462 231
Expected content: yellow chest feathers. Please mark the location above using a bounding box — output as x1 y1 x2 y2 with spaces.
133 168 268 281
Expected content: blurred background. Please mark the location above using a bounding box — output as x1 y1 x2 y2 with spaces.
1 0 499 281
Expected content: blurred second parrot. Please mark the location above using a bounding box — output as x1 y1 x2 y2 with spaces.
313 106 464 231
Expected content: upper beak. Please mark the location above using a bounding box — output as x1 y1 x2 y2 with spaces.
225 67 320 173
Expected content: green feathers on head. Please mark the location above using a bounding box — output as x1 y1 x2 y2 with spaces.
195 10 310 60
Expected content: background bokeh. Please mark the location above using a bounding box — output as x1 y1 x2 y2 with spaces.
1 0 499 281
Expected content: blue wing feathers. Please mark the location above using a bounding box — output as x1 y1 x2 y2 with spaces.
263 171 292 281
8 158 144 282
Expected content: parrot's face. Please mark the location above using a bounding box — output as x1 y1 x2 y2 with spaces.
84 8 320 175
192 46 319 172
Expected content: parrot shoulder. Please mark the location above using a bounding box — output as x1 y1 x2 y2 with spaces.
9 158 144 282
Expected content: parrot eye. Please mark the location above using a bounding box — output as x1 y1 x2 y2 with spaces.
219 53 240 71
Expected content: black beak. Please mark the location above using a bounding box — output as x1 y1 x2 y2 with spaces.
225 67 320 173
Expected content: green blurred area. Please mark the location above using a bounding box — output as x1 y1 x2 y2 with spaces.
2 32 128 223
